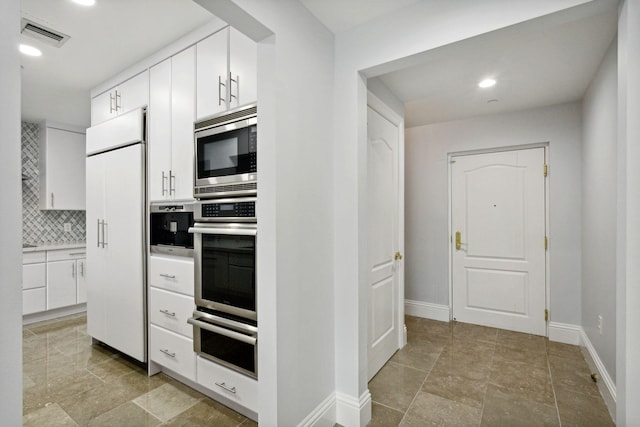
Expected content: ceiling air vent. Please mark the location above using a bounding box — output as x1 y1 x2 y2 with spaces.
21 18 70 47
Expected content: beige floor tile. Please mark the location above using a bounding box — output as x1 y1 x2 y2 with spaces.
240 419 259 427
489 358 555 406
58 381 136 426
400 391 481 426
452 321 498 343
546 341 583 360
23 369 104 414
23 403 78 427
548 355 600 397
555 387 615 427
88 355 144 383
496 329 547 354
480 384 559 427
88 401 161 427
163 397 248 427
431 347 493 381
493 343 548 369
368 362 428 412
390 340 441 372
133 382 201 422
405 316 453 337
368 402 405 427
422 368 488 409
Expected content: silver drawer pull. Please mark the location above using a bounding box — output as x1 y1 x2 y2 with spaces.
159 273 176 279
69 252 86 256
160 349 176 358
159 309 176 317
215 382 237 394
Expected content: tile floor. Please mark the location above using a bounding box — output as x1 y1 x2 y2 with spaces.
368 316 616 426
22 313 256 426
23 313 615 426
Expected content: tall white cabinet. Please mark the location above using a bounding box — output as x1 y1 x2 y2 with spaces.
149 46 196 202
196 27 257 119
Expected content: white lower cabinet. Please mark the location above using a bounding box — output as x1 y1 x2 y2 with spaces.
23 288 46 315
149 325 196 381
149 287 194 338
197 356 258 412
148 255 194 296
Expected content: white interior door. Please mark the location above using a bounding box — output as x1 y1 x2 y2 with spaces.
367 100 403 380
451 148 546 335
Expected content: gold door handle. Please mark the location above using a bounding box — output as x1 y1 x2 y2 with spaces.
455 231 461 250
394 252 403 261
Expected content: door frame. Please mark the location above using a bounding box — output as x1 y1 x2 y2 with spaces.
367 91 407 352
447 143 550 336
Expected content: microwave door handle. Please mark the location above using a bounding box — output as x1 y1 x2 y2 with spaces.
188 227 257 236
188 317 257 346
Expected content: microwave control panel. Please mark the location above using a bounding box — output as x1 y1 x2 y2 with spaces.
200 200 256 219
249 126 257 172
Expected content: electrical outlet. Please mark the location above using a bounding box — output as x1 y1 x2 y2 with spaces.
598 314 603 335
64 223 72 232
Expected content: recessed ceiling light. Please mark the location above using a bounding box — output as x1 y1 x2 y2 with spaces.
19 44 42 57
72 0 95 6
478 78 497 88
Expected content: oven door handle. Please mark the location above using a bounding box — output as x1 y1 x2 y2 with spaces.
188 226 257 236
188 317 257 345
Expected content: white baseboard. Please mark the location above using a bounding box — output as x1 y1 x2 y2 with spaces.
297 392 336 427
580 329 616 421
404 300 450 322
335 390 372 427
23 303 86 325
548 321 581 345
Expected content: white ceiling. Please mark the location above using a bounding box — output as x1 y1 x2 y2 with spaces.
376 5 618 128
20 0 214 127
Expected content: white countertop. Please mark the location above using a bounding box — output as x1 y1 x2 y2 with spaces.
23 242 86 252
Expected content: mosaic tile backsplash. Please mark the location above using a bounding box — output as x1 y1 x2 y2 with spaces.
22 122 86 245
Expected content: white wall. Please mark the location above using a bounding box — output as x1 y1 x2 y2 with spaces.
582 38 617 383
0 0 24 424
196 1 337 425
404 103 583 325
333 1 592 425
616 1 640 424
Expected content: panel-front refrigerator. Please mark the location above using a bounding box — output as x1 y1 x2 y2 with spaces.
86 108 146 362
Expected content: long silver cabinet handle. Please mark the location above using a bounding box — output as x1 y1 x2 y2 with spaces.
97 219 101 247
72 263 75 279
80 261 84 277
162 171 168 196
102 222 108 247
159 273 176 279
229 71 238 102
169 170 175 196
215 382 237 394
159 309 176 317
159 349 176 358
51 193 54 208
69 252 86 256
109 92 114 113
218 75 226 106
115 90 121 112
187 317 257 345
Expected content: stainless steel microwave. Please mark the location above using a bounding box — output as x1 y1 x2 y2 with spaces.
194 104 257 199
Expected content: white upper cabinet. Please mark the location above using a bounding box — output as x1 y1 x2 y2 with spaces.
196 27 257 120
91 71 149 126
39 123 86 210
149 46 196 202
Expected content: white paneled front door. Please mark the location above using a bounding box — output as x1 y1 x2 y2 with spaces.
451 148 546 336
367 96 404 380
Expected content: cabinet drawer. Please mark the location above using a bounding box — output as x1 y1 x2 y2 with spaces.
47 248 87 261
23 288 46 315
23 251 46 264
148 256 194 296
149 287 194 338
149 325 196 381
23 263 45 290
197 356 257 412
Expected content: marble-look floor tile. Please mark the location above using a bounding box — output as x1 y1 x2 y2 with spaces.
23 403 78 427
405 316 453 337
555 387 615 427
493 344 548 369
133 382 201 422
58 381 136 426
368 362 428 412
548 355 600 397
431 347 493 381
489 358 555 406
88 401 161 427
390 340 441 372
400 391 481 426
367 403 404 427
546 341 583 360
88 355 144 383
496 329 547 354
452 321 498 344
422 368 488 409
480 384 559 427
163 397 248 427
23 369 104 414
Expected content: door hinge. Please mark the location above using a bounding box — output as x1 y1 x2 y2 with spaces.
544 164 548 177
544 236 548 250
545 309 549 322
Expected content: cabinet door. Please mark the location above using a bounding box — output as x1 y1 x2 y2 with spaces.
86 154 107 342
47 259 77 309
40 127 86 210
23 288 46 315
171 46 196 201
77 259 87 303
118 71 149 115
23 263 45 290
229 27 257 109
196 28 228 120
91 90 115 126
149 59 172 201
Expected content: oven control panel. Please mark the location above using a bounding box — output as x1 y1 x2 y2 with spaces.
196 198 256 221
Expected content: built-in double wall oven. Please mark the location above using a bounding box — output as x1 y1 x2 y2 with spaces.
189 104 258 379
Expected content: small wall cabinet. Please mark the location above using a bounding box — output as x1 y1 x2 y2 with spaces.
91 71 149 126
38 123 86 211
